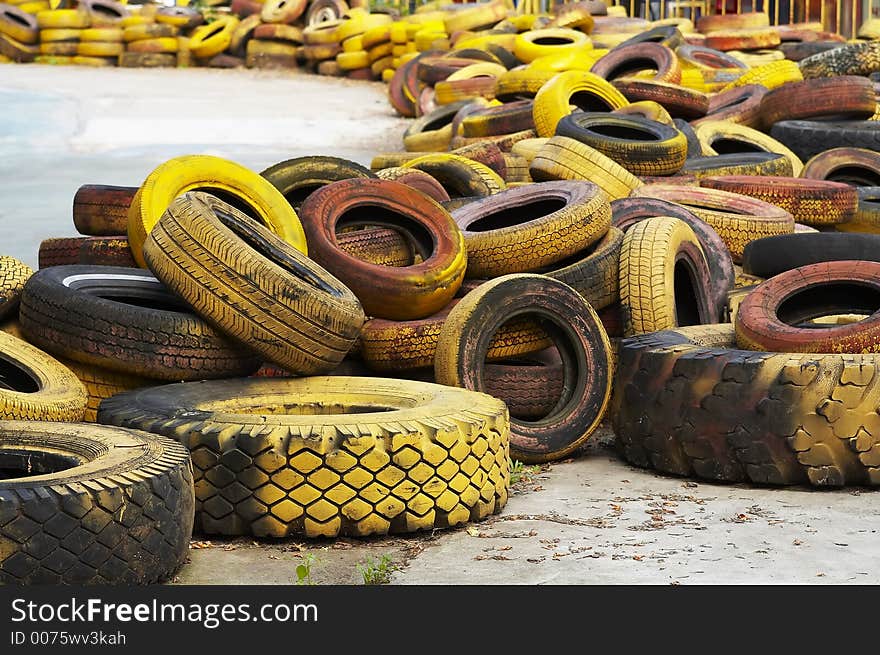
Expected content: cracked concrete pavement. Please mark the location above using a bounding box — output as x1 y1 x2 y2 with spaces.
2 65 878 585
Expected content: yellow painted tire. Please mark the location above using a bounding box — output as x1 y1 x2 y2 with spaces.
532 70 629 137
122 23 175 41
119 15 150 27
342 34 363 52
79 26 122 41
695 120 804 176
335 11 391 43
0 331 87 422
510 137 549 164
39 40 77 54
336 48 367 69
58 357 154 423
0 5 38 43
16 1 50 14
367 39 392 62
514 28 591 64
127 154 307 269
530 135 643 200
77 40 122 56
403 152 505 198
0 256 32 322
125 36 176 53
38 27 80 41
720 59 803 92
443 0 507 34
71 53 115 65
360 23 389 48
35 9 89 29
613 100 674 125
527 48 607 72
188 15 238 59
302 18 342 44
99 376 510 538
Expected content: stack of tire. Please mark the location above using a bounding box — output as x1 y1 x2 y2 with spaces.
35 6 91 65
1 151 517 586
0 3 39 63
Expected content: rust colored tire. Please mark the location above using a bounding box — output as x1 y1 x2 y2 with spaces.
388 57 419 118
39 237 136 269
735 260 880 354
630 183 794 262
450 142 507 178
335 227 414 267
703 28 781 52
483 354 564 421
676 44 748 70
435 273 613 464
375 167 450 203
611 79 709 120
694 84 766 129
800 148 880 187
460 100 535 138
681 152 793 179
451 180 610 278
700 175 858 227
590 42 681 84
417 55 475 85
697 12 770 34
555 111 687 176
402 153 505 199
611 196 733 320
298 178 466 320
72 184 137 237
260 155 375 211
759 76 877 129
360 298 550 372
19 265 260 381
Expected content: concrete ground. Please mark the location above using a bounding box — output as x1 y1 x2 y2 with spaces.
2 65 879 585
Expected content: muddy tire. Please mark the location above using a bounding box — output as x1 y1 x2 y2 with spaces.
0 421 194 583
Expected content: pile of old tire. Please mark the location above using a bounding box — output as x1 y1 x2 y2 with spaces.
8 152 516 548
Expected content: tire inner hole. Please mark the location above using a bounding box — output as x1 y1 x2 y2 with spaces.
199 22 226 40
6 11 30 27
0 449 80 480
830 167 880 187
465 197 566 231
587 122 658 141
482 315 565 422
778 282 880 327
193 188 263 224
683 201 749 215
608 58 661 80
673 257 701 327
712 94 750 113
282 182 326 208
98 292 191 313
532 37 574 46
569 91 616 113
0 358 39 393
338 204 434 262
709 138 766 155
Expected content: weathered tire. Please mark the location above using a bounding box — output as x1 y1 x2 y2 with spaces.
529 135 643 200
72 184 137 236
375 167 450 204
0 420 193 584
630 183 795 262
735 260 880 354
435 273 611 463
759 76 877 129
694 120 804 176
298 178 466 320
555 111 687 176
57 357 156 423
741 232 880 278
128 154 307 269
484 354 564 420
612 324 880 486
360 299 551 372
676 43 748 69
694 83 766 129
700 175 858 227
771 120 880 165
260 155 375 210
611 78 709 120
98 376 509 537
0 256 32 322
451 180 610 278
618 216 715 335
144 193 365 375
39 237 136 270
20 265 260 381
532 69 629 137
611 197 733 320
681 152 793 179
798 40 880 79
460 99 535 138
0 330 86 422
800 148 880 187
402 100 470 152
590 42 681 84
402 152 505 199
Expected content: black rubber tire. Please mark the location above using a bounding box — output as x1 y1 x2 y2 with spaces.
435 273 613 464
0 420 194 584
779 41 844 62
741 232 880 278
673 118 702 158
19 265 260 381
770 120 880 162
611 197 733 321
260 155 375 210
617 25 683 50
144 192 365 376
555 112 687 176
98 376 510 537
612 324 880 486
